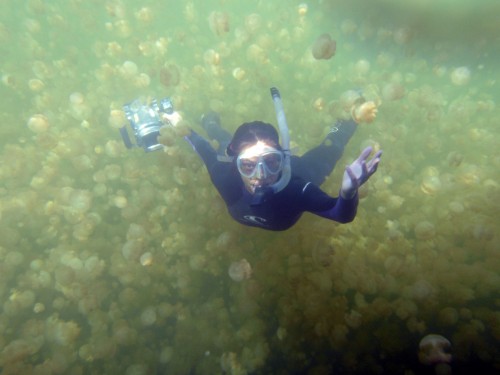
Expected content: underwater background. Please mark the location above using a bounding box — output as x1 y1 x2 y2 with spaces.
0 0 499 374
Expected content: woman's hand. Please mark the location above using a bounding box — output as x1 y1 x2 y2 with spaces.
341 146 382 199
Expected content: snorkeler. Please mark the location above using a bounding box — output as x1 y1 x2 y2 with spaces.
182 88 382 231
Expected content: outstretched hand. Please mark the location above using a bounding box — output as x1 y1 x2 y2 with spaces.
341 146 382 199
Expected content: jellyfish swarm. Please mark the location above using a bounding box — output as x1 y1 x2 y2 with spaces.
311 33 336 60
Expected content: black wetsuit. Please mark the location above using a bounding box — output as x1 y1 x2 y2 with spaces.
185 119 359 231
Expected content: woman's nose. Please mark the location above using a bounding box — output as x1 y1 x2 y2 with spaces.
255 163 266 179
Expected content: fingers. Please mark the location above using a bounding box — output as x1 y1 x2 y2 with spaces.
346 166 359 189
368 159 380 174
358 146 373 162
366 157 378 173
361 160 368 177
366 150 383 173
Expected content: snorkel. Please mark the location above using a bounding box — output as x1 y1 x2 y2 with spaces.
269 87 291 193
250 87 292 204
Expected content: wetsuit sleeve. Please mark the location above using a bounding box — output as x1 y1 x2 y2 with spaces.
184 130 218 171
301 182 358 223
185 130 241 205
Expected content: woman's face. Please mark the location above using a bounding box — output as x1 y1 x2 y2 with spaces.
236 141 283 194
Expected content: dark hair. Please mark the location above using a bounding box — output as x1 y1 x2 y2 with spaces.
226 121 281 157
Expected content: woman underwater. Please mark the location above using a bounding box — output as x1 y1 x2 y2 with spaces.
181 88 382 231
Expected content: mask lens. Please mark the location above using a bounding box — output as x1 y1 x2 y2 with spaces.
261 152 282 174
238 158 258 177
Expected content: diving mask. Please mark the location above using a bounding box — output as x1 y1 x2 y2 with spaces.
236 146 284 178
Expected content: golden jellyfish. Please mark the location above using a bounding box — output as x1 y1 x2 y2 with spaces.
414 221 436 241
139 252 153 266
159 63 180 88
446 151 463 167
208 11 230 37
420 175 442 195
312 97 326 111
311 33 336 60
140 306 157 326
135 7 153 23
418 334 452 365
27 114 50 133
232 67 246 81
351 101 378 123
393 27 413 45
228 259 252 282
203 49 220 66
244 13 261 34
354 59 370 75
340 89 364 111
28 78 44 92
298 3 308 16
450 66 471 86
381 82 405 101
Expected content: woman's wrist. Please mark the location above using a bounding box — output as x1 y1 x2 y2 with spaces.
340 188 357 200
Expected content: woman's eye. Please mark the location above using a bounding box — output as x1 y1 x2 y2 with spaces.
242 161 255 169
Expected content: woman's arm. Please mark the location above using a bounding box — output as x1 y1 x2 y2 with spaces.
312 192 358 223
301 182 359 223
184 130 218 171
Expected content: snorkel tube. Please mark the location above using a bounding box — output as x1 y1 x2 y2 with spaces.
268 87 291 193
250 87 291 205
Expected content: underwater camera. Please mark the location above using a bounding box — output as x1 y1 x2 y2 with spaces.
119 98 174 152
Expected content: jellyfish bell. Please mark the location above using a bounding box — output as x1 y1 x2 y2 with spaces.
27 114 50 133
381 82 405 101
139 252 153 266
311 33 336 60
228 259 252 282
208 11 230 37
140 306 157 326
297 3 308 16
450 66 471 86
414 221 436 241
120 60 138 77
339 89 363 112
354 59 370 75
312 97 325 111
418 334 452 366
159 63 180 88
232 67 246 81
28 78 45 92
393 27 412 45
135 7 153 23
341 19 357 35
420 175 442 195
244 13 261 34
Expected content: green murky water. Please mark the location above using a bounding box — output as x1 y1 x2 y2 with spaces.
0 0 499 374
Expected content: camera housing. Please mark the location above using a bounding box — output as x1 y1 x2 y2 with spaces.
120 98 174 152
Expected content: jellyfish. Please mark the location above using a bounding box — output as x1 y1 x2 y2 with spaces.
228 259 252 282
450 66 470 86
27 114 50 133
381 82 405 101
159 63 180 88
418 334 452 365
311 33 336 60
208 11 229 37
